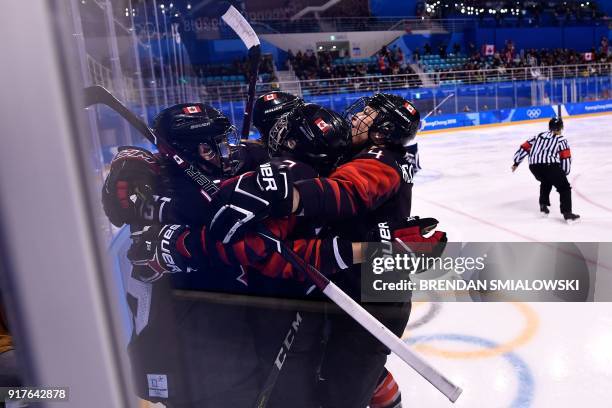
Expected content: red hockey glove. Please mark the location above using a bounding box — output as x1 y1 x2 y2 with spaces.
392 216 447 258
102 146 163 227
367 216 447 273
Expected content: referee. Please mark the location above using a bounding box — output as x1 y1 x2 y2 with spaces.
511 117 580 222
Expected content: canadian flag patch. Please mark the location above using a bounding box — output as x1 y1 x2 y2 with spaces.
182 105 202 114
314 118 332 133
404 102 416 115
264 93 277 101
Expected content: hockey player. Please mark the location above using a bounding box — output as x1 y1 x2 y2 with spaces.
129 102 351 408
129 100 445 408
102 103 262 407
252 90 304 143
512 117 580 222
229 90 302 176
155 93 444 408
206 93 424 244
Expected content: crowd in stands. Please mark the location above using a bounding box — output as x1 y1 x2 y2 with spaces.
285 45 422 95
417 37 611 85
288 45 415 80
192 55 277 85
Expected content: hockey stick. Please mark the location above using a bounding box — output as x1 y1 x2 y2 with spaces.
420 92 455 129
84 86 463 402
221 5 261 139
220 8 307 406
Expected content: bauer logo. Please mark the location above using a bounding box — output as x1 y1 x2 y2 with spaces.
526 108 542 119
314 118 332 133
182 105 201 114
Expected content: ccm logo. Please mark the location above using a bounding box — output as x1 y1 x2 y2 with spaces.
259 163 278 191
274 312 302 369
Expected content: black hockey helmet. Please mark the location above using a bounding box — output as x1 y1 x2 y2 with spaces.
152 103 238 176
549 117 564 133
344 93 420 147
268 103 351 175
253 91 304 143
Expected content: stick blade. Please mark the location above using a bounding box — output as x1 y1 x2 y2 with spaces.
83 85 113 108
221 6 260 49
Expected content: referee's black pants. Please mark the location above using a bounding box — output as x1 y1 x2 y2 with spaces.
529 164 572 213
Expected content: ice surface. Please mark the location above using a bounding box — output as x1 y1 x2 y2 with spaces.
412 114 612 241
388 114 612 407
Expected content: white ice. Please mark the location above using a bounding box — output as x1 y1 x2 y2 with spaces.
387 114 612 408
411 114 612 241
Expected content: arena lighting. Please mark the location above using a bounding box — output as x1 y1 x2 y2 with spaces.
187 3 191 9
160 4 165 9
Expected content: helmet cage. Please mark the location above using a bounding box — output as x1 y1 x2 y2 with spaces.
343 96 377 141
267 112 291 157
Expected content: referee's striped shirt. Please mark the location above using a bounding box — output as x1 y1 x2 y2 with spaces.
513 131 572 174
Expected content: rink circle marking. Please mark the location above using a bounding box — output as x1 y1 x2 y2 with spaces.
405 334 534 408
572 174 612 213
405 302 442 331
406 303 539 358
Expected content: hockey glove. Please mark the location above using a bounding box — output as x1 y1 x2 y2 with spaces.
392 216 447 258
102 147 164 227
367 216 447 273
127 225 196 282
207 162 293 244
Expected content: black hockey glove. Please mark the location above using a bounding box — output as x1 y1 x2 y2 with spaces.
127 225 197 283
207 162 293 244
102 147 165 227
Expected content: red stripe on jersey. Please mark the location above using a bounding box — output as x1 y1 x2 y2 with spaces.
314 240 322 270
304 240 316 265
521 141 532 151
232 240 249 266
200 227 209 256
559 148 571 159
215 242 230 265
176 230 191 258
315 178 324 192
329 180 342 214
370 372 400 408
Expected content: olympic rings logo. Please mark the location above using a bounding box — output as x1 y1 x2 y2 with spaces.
403 302 539 358
526 109 542 119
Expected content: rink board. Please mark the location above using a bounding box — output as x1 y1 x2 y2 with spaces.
420 99 612 132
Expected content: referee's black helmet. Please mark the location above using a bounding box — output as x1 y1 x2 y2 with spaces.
549 117 564 133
